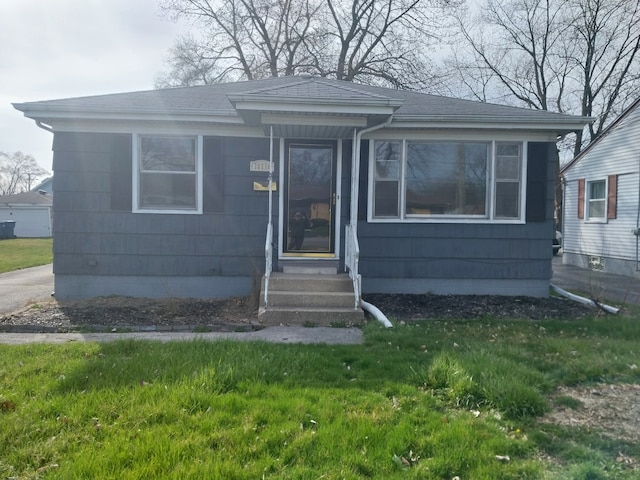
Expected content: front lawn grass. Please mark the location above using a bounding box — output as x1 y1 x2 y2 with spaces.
1 315 639 479
0 238 53 273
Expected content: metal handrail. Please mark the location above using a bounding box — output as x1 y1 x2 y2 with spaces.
345 223 361 310
264 222 273 306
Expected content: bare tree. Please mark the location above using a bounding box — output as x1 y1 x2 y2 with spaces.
157 0 322 86
567 0 640 155
0 152 49 195
442 0 640 155
156 0 461 89
311 0 458 89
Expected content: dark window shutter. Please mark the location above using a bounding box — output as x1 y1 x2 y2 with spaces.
358 139 370 222
203 136 224 213
577 178 585 219
110 134 133 211
607 174 617 219
525 142 549 223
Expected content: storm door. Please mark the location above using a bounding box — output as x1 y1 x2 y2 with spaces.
283 141 337 256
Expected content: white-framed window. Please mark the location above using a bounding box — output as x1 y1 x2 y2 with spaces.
370 139 526 222
494 143 523 219
133 134 203 214
586 179 606 221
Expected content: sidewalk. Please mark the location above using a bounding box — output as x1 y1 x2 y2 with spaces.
0 326 364 345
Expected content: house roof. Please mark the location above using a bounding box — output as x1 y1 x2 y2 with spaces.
32 176 53 194
0 191 53 206
14 76 592 136
560 96 640 174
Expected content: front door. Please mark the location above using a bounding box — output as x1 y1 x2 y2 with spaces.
283 141 337 256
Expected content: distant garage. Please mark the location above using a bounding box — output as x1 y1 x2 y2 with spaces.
0 191 53 238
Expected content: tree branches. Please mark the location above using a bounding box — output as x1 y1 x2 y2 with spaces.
444 0 640 154
156 0 460 89
0 152 48 195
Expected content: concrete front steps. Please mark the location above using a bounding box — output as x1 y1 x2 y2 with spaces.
258 272 365 326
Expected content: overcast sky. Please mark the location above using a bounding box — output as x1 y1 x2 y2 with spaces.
0 0 184 173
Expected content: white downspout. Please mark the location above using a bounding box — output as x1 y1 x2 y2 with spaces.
350 116 394 233
350 116 394 327
550 284 620 314
636 158 640 271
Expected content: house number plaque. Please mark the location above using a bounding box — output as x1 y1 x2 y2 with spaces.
250 160 272 172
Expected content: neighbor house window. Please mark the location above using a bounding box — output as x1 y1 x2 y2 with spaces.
134 135 202 213
586 179 606 220
371 140 524 222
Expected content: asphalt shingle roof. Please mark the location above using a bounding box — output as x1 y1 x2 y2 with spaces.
0 191 53 206
14 76 590 127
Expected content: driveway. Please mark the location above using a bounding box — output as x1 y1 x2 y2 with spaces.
0 264 54 315
552 254 640 306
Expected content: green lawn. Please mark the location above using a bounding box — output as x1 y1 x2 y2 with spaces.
1 315 639 479
0 238 53 273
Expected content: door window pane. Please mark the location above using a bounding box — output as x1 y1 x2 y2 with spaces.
287 145 333 253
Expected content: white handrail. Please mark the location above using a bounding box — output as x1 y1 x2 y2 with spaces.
263 125 275 307
264 222 273 306
345 223 361 309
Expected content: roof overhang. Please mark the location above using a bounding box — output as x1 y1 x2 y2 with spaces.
12 102 242 127
391 114 593 136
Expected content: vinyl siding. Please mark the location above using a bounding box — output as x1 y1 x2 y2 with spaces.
563 105 640 266
52 133 275 283
357 142 557 285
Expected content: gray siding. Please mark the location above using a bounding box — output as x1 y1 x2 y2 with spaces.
358 142 557 295
52 132 276 298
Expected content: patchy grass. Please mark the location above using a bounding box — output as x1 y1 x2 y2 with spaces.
1 315 639 478
0 238 52 273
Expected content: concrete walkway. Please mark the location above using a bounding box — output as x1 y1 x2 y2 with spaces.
0 326 364 345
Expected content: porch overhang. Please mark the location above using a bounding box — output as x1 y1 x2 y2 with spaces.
226 78 403 139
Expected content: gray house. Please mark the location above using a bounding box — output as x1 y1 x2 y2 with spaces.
560 97 640 278
14 77 590 321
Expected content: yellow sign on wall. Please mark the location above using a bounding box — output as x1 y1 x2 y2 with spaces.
253 181 277 191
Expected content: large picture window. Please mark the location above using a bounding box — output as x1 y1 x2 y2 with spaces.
134 135 202 213
406 142 488 216
371 140 525 222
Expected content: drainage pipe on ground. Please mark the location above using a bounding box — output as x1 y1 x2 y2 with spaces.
361 300 393 328
550 284 620 314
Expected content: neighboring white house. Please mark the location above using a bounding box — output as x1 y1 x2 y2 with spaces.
561 98 640 278
33 176 54 195
0 191 53 238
